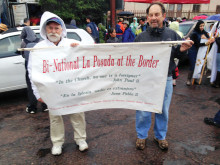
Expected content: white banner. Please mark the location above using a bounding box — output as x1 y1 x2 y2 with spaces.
31 43 172 115
193 39 208 79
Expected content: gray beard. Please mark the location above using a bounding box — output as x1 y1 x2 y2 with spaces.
47 33 61 43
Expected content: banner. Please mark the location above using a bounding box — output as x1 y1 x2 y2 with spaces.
124 0 210 4
192 39 208 79
31 43 172 115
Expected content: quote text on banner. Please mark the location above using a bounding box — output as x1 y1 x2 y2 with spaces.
31 43 172 115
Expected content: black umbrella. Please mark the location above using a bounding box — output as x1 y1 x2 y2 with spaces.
117 11 134 17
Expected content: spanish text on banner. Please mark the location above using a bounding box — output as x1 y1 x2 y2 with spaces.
31 43 172 115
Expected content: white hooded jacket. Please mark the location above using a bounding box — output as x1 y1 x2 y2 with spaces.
28 11 79 99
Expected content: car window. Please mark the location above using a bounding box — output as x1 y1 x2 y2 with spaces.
67 32 81 41
36 33 43 40
179 24 194 36
0 36 21 58
0 37 11 58
10 35 21 51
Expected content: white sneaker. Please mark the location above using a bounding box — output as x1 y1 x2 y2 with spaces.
51 146 62 155
76 140 88 151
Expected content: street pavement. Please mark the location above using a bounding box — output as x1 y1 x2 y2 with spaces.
0 66 220 165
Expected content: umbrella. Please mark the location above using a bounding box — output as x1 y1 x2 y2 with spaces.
192 15 208 20
206 14 220 21
117 11 134 17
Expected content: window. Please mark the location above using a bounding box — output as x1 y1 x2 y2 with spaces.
0 37 15 58
179 24 194 36
192 5 200 12
169 4 175 11
177 4 182 11
67 32 81 41
10 35 21 52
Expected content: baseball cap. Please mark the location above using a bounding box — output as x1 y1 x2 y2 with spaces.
177 17 182 21
46 17 62 26
123 20 129 25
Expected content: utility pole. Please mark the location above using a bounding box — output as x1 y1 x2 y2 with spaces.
110 0 116 28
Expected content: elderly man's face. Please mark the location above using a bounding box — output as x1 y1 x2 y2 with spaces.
147 4 166 28
46 22 62 43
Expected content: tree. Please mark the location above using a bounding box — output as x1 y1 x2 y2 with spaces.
39 0 109 27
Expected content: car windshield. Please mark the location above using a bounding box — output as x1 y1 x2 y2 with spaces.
179 24 194 36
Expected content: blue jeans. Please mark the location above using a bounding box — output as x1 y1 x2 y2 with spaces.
217 53 220 71
136 76 173 140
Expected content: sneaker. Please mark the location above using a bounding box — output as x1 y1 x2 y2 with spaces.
76 140 88 151
26 107 37 114
154 137 168 150
51 145 62 155
186 80 191 86
204 117 220 128
136 138 146 150
41 103 49 112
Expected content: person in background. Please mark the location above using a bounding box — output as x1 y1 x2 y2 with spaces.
106 28 119 43
182 17 187 22
86 26 95 41
186 20 214 86
211 35 220 87
0 23 8 33
204 110 220 128
86 15 99 43
135 17 147 36
30 16 40 26
21 18 30 27
130 17 138 35
66 19 78 29
28 11 88 155
20 26 48 114
176 17 182 23
122 20 135 42
116 17 125 42
169 21 184 86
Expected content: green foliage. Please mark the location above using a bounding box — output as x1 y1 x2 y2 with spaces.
98 23 106 43
39 0 109 27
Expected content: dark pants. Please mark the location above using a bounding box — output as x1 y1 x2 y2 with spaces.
214 110 220 124
25 61 47 110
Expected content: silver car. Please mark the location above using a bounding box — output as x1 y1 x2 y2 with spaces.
179 20 217 39
0 27 94 93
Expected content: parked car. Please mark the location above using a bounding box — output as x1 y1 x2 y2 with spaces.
0 27 94 93
179 20 217 39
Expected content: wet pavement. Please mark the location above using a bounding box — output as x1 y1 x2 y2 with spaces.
0 66 220 165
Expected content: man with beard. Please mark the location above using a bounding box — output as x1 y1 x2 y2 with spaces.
134 2 193 150
28 11 88 155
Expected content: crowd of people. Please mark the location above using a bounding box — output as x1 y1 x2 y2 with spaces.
0 1 219 156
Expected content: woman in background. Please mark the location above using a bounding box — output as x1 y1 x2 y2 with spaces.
106 28 119 43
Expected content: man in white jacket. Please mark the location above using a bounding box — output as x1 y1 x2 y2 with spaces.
28 11 88 155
